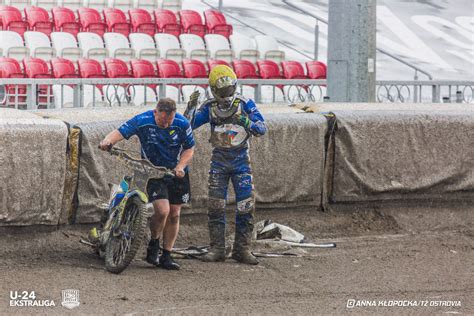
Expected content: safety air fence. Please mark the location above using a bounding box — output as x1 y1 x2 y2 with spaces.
0 102 473 226
0 78 473 110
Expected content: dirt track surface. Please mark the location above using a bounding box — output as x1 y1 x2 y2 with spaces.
1 205 473 315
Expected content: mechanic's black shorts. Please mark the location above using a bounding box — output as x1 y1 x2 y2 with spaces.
146 172 191 205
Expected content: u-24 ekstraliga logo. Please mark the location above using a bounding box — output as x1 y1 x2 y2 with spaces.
61 289 80 310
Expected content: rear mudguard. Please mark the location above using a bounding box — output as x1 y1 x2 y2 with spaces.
124 190 149 205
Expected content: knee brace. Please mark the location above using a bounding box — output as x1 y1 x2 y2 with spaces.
236 196 255 215
208 197 226 216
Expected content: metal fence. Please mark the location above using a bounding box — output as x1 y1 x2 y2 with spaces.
0 78 472 110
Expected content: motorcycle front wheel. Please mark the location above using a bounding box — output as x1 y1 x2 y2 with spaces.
104 196 147 274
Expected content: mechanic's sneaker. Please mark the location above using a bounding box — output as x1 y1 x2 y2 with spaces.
145 238 160 266
159 251 180 270
231 249 259 265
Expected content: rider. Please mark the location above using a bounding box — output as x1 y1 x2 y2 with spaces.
185 65 267 265
99 98 195 270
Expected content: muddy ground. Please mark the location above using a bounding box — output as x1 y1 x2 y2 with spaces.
1 203 473 315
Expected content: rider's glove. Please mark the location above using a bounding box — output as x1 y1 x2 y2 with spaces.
184 91 200 120
232 114 252 129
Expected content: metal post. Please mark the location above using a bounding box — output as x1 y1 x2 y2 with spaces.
314 22 319 61
432 85 440 103
159 83 166 99
26 83 37 110
327 0 376 102
144 84 147 105
255 84 261 104
60 85 64 109
73 84 81 107
456 91 463 103
218 0 223 11
413 70 419 102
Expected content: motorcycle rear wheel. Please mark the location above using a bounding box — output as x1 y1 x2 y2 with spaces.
105 196 147 274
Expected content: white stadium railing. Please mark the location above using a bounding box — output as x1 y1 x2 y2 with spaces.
0 78 472 109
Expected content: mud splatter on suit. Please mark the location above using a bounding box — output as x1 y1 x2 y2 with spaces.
190 94 266 260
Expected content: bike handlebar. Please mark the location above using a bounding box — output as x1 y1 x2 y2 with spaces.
101 146 175 178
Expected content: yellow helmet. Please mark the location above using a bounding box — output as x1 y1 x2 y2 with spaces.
208 65 237 104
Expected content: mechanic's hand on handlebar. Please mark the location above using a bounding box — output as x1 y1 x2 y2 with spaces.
99 140 113 151
173 166 185 178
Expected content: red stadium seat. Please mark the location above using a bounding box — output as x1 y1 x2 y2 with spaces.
78 7 107 37
52 7 81 37
281 61 308 79
131 58 158 89
78 58 106 90
104 58 134 105
306 61 327 79
50 57 79 78
0 57 27 106
204 9 232 39
0 57 24 78
24 6 54 36
131 58 157 78
23 57 53 106
256 60 284 79
182 58 207 78
77 58 106 78
178 10 207 38
0 6 29 36
154 9 181 38
156 58 183 78
23 57 52 79
207 59 231 71
281 61 309 97
232 60 261 79
257 60 285 92
104 57 131 78
103 8 131 36
128 8 156 37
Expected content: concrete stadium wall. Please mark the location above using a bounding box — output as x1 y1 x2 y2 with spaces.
0 103 473 226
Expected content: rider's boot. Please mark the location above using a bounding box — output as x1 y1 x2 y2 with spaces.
232 198 259 265
145 238 160 266
200 198 226 262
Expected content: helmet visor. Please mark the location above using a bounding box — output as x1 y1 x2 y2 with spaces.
213 76 237 99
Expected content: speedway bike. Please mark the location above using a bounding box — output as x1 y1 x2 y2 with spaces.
86 147 174 274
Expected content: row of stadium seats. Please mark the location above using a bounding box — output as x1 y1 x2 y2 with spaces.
0 0 181 12
0 30 286 66
0 56 327 108
0 6 231 38
0 56 326 82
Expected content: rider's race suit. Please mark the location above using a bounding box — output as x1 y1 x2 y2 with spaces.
189 94 266 252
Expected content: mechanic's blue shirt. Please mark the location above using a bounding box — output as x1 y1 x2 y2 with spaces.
118 110 195 169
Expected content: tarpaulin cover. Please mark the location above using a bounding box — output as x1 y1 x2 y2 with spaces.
33 106 323 222
0 109 68 225
320 105 474 202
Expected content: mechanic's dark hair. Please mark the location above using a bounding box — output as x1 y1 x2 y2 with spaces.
156 98 177 114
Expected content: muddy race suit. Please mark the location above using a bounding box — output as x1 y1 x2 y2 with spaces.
190 94 266 255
